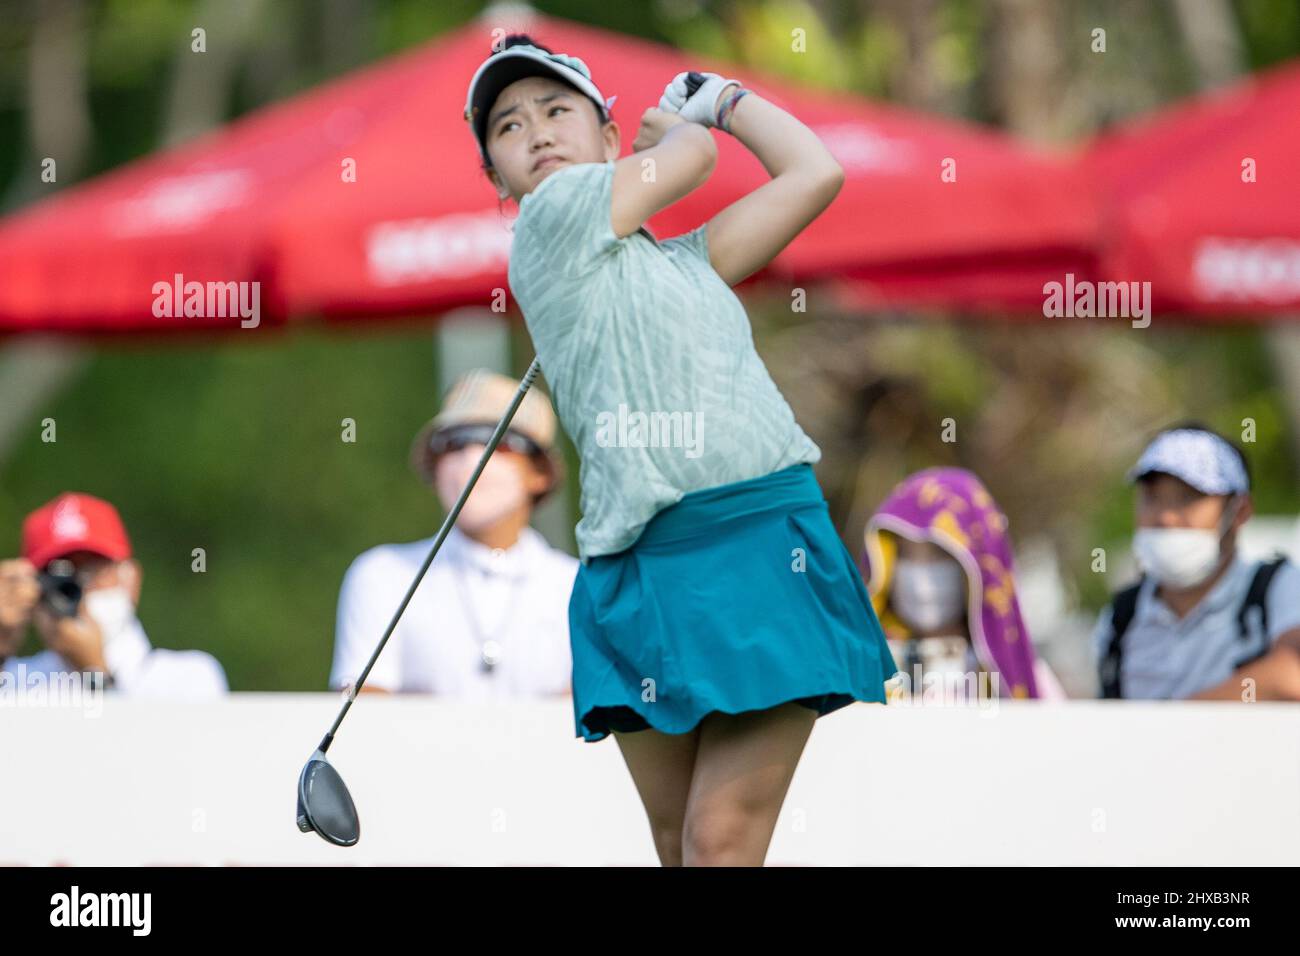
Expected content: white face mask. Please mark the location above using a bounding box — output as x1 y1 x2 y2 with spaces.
82 585 136 651
891 558 966 634
1132 497 1239 590
435 446 529 533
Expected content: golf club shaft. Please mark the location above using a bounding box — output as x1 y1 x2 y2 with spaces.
317 356 543 753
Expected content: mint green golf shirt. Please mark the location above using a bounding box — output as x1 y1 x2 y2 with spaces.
508 160 821 563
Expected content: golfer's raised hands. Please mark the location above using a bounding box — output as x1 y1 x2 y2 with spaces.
658 71 741 128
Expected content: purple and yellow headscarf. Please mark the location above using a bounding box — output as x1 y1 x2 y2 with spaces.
863 467 1042 699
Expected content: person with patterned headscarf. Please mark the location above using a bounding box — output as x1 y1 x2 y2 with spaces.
863 467 1066 702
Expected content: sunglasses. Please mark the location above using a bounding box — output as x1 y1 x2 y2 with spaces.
428 423 542 458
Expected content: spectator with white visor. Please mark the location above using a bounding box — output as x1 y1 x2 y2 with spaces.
1092 423 1300 700
330 368 578 697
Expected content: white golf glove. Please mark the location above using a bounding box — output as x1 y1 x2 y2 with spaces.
658 71 741 128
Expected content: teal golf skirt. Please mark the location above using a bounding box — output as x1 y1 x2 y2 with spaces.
568 462 898 742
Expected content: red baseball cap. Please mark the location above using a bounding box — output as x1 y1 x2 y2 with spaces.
22 493 132 568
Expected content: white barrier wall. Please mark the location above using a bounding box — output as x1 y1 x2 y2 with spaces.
1 694 1298 865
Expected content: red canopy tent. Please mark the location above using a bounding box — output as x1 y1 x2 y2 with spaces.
1083 59 1300 318
0 12 1095 335
768 95 1094 313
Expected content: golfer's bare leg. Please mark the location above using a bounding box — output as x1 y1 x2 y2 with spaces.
682 701 817 866
613 724 700 866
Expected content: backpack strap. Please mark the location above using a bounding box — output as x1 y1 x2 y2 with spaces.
1233 556 1288 669
1100 579 1144 699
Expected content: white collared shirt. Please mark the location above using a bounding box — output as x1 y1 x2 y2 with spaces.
330 525 578 697
0 616 228 699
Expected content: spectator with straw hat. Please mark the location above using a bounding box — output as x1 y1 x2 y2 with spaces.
330 368 577 697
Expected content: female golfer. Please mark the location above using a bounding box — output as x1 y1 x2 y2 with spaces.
464 34 897 866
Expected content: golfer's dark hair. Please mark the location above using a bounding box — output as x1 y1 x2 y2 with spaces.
500 32 552 54
1144 419 1252 491
479 32 609 178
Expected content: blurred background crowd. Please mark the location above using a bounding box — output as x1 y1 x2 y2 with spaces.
1 0 1298 699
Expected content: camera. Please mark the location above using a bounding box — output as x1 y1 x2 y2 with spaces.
37 558 83 618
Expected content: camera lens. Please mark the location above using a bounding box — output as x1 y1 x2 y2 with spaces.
38 559 83 618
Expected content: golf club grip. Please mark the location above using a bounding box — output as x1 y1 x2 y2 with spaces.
685 71 705 98
319 357 543 749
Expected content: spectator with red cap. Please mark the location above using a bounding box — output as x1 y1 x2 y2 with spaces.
0 492 227 697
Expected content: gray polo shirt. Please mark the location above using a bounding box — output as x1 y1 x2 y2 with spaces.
1089 555 1300 699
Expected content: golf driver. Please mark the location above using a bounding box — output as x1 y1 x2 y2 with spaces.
296 357 543 846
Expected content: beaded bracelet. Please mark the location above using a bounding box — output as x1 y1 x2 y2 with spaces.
717 86 750 133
